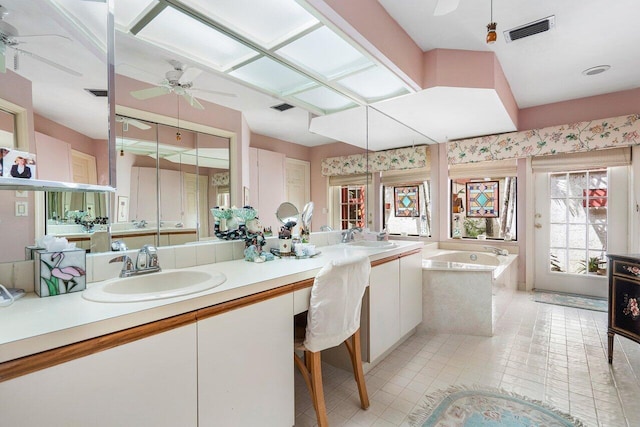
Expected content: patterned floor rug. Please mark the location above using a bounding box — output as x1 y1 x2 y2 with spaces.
409 386 586 427
533 290 607 312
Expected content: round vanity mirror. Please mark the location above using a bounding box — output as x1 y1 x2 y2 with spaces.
276 202 299 224
301 201 313 229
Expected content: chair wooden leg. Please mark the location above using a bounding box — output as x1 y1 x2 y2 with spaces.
308 350 328 427
294 353 313 402
344 329 370 409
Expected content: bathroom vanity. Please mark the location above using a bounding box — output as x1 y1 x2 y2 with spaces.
0 239 422 426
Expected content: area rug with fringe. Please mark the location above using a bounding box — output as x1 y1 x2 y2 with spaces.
533 290 607 312
409 385 585 427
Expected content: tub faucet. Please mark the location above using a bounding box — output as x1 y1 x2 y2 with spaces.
341 227 363 243
484 245 508 256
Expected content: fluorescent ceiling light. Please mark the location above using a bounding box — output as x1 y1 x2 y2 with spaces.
293 86 356 112
136 6 258 71
277 26 372 80
180 0 319 48
337 65 409 101
229 56 315 95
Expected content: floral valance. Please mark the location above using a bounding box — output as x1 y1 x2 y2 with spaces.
448 114 640 164
321 146 429 176
211 171 229 186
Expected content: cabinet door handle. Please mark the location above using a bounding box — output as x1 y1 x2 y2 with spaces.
534 223 542 229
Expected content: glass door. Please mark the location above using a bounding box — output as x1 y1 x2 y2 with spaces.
534 169 615 297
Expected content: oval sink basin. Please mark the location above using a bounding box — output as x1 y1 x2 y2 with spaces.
347 241 397 249
82 269 226 303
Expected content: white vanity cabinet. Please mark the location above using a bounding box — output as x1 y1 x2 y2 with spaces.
197 293 295 426
0 324 198 427
400 252 423 336
368 259 401 363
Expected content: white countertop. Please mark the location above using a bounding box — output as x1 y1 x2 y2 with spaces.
0 241 422 363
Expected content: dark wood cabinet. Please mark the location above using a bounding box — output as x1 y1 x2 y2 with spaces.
607 254 640 363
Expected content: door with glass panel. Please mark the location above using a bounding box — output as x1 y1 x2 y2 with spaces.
534 168 626 298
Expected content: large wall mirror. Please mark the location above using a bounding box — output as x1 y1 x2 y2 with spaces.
0 0 111 263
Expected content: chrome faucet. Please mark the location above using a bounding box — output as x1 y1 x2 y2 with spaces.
484 245 509 256
109 245 160 278
341 227 363 243
135 244 161 274
109 254 135 277
133 219 147 229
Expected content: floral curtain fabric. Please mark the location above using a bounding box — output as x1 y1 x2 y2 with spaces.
448 114 640 165
321 146 429 176
211 171 229 186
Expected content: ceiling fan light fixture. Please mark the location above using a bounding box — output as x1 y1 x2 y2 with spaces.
486 22 497 44
486 0 497 44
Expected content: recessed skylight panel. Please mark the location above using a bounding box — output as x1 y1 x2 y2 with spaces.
277 26 372 80
229 56 315 95
181 0 319 48
113 0 158 31
337 65 409 101
293 86 356 113
136 6 258 71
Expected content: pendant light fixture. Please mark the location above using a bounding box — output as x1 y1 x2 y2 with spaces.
486 0 497 44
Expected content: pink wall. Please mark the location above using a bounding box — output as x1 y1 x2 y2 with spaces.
250 133 311 162
34 114 110 184
116 74 245 203
423 49 518 128
519 87 640 131
0 70 35 150
308 0 423 89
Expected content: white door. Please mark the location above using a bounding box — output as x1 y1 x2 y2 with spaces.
534 167 628 298
285 158 310 212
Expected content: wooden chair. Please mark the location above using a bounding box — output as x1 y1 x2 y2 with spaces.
294 255 371 427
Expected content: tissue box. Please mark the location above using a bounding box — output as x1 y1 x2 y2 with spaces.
34 249 87 297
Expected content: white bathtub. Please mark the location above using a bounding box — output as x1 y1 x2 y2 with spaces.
420 249 518 336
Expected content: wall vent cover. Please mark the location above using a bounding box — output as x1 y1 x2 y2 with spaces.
85 89 108 97
504 15 555 43
270 103 295 112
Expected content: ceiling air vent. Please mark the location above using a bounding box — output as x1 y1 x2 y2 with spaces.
504 15 555 43
85 89 108 97
270 103 295 112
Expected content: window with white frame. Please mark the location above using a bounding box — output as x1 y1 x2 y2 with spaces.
382 181 431 236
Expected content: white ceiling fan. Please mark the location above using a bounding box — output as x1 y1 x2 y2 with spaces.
0 4 81 76
129 60 236 110
433 0 460 16
116 116 151 132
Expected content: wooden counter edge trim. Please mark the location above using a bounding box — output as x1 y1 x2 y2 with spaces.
0 311 197 383
370 248 421 267
0 249 422 382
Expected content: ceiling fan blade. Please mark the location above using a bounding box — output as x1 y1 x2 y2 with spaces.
130 85 171 100
127 118 152 130
191 87 237 97
14 34 72 42
182 92 204 110
180 67 202 84
433 0 460 16
13 48 82 76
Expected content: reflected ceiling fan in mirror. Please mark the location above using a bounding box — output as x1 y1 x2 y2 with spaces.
0 5 81 76
433 0 460 16
116 115 151 132
129 60 236 110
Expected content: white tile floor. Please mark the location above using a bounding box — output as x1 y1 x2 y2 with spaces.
294 290 640 426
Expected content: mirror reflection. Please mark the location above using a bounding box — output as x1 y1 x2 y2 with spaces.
112 115 230 250
0 0 110 263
